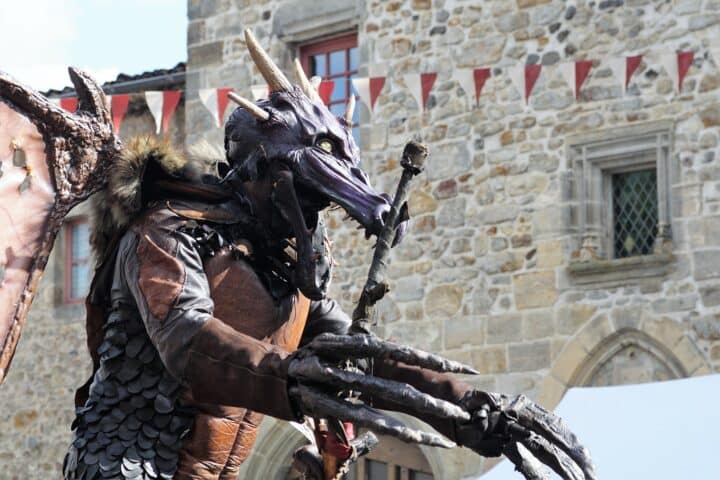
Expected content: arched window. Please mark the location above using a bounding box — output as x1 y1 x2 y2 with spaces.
571 330 687 387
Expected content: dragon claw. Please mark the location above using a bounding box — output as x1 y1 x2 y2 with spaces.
307 333 479 375
457 391 596 480
289 356 471 423
290 385 455 449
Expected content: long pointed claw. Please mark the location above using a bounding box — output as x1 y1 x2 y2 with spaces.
504 442 550 480
519 432 585 480
508 396 597 480
290 357 471 422
292 385 455 448
68 67 111 124
0 69 73 132
309 334 479 374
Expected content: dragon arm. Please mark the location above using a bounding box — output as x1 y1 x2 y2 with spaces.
118 221 299 421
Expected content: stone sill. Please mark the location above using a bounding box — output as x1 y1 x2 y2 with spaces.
568 253 674 287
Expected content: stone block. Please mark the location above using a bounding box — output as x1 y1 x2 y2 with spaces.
537 375 567 409
497 372 542 397
700 284 720 307
188 41 224 68
425 142 471 180
393 276 424 302
445 316 485 349
576 314 615 352
518 0 552 8
513 271 558 309
536 240 563 268
487 313 523 344
551 338 588 383
642 316 685 350
509 341 551 371
611 305 644 331
690 315 720 341
437 197 467 227
470 346 508 374
522 309 555 340
555 304 597 335
693 251 720 280
672 336 709 374
425 284 464 318
651 294 698 314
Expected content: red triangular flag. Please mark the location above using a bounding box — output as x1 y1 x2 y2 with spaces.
473 68 491 104
420 73 437 109
575 61 593 100
161 91 182 134
110 94 130 133
318 81 334 105
677 51 694 92
369 77 385 110
60 97 78 113
626 55 643 88
525 65 542 103
216 87 234 126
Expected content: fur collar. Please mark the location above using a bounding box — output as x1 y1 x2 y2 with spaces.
89 136 187 261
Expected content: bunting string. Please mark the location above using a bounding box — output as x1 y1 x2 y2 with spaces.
48 49 715 132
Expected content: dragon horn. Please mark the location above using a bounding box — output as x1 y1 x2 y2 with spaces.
293 58 321 102
227 92 270 121
244 29 293 92
345 94 356 124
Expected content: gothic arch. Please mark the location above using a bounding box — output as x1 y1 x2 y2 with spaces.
537 311 711 410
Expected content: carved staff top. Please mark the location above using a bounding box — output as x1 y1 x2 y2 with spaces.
351 141 427 330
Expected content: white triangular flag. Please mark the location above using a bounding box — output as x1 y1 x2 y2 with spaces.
710 48 720 66
559 62 576 91
250 84 268 100
145 91 164 134
351 77 371 112
403 74 423 110
455 69 476 105
49 98 61 108
508 65 526 100
659 53 679 93
608 57 627 93
199 88 220 127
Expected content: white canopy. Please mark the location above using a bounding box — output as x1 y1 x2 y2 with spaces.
479 374 720 479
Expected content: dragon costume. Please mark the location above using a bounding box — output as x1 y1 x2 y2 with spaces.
0 29 596 480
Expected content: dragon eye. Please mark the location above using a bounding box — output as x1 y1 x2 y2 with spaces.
316 138 334 153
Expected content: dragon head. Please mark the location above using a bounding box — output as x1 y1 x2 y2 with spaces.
221 30 408 299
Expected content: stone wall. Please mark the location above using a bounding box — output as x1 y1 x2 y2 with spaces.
0 96 184 478
187 0 719 477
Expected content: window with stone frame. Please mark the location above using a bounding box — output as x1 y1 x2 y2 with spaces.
64 217 91 303
568 122 675 264
299 33 359 143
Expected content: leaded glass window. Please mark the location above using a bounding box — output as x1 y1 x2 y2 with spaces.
612 169 658 258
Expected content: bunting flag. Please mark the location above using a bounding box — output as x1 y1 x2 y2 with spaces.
473 68 492 104
351 77 386 113
559 61 593 99
404 73 437 111
250 84 268 100
318 80 334 105
199 87 234 128
509 65 542 104
53 97 78 113
454 68 491 105
660 51 694 93
109 94 130 133
145 90 181 134
611 55 643 92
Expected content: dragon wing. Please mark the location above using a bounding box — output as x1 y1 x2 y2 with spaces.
0 68 122 384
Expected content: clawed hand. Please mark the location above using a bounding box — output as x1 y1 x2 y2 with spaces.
287 333 596 480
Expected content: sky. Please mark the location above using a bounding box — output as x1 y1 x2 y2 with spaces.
481 373 720 479
0 0 187 91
